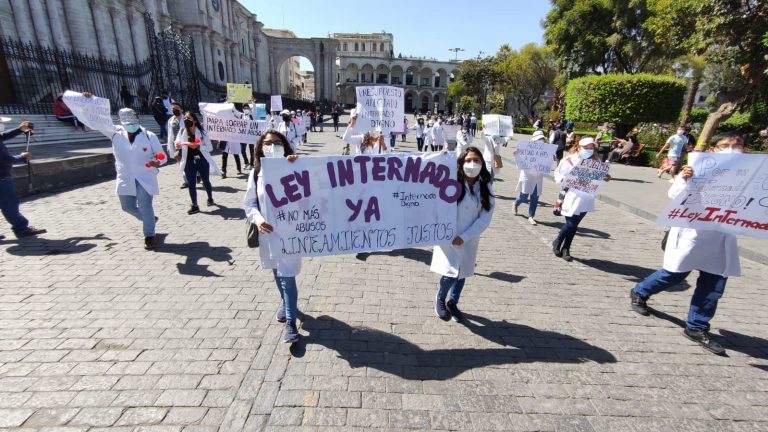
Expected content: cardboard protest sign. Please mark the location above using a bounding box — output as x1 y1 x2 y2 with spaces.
62 90 114 137
515 141 558 173
561 159 610 196
354 86 405 136
481 114 513 137
261 152 461 258
226 83 252 103
656 153 768 238
199 102 267 144
270 95 283 113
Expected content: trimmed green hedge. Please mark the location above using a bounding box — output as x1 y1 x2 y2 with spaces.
566 74 686 124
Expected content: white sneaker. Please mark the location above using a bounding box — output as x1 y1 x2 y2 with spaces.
528 217 537 225
668 178 675 183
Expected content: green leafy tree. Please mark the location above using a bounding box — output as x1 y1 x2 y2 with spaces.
494 43 557 121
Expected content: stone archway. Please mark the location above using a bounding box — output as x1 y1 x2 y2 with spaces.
266 35 335 102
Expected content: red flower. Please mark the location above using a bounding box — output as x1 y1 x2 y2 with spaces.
156 152 166 160
145 162 151 168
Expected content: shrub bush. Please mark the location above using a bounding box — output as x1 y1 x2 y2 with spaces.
717 111 755 133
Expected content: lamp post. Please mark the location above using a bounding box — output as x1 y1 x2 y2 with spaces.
448 47 464 61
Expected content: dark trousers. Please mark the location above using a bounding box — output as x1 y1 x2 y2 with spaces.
554 211 587 251
0 177 28 235
184 157 213 206
240 143 252 166
416 137 424 151
221 152 241 173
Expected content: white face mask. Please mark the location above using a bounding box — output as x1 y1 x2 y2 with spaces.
124 124 140 134
578 149 594 159
718 147 742 154
463 161 482 178
263 144 284 159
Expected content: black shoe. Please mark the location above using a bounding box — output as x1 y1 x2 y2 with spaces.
16 226 47 238
446 301 464 323
221 173 227 179
275 305 286 323
435 298 450 321
283 321 299 344
552 240 562 257
187 205 200 215
561 248 572 262
629 289 650 316
144 236 157 250
206 198 214 206
154 216 159 222
180 183 188 189
683 328 726 355
553 208 561 216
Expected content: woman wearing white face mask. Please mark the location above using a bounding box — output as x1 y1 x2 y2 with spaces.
630 133 746 356
243 131 303 344
431 147 495 323
551 136 611 261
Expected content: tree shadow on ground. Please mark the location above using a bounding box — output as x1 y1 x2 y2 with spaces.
355 248 432 265
205 203 245 220
1 233 109 256
476 272 525 284
534 220 611 239
289 314 616 380
153 234 233 277
574 258 690 287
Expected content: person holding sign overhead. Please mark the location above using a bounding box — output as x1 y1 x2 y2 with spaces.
514 130 547 225
551 136 611 261
343 110 389 154
176 112 220 214
243 131 303 344
629 133 746 355
431 147 495 322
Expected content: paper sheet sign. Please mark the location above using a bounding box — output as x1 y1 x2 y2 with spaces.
200 102 267 144
482 115 513 137
353 86 405 136
62 90 114 137
270 95 283 113
226 83 252 103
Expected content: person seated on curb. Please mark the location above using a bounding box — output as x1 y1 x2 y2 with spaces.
630 132 746 355
0 117 46 240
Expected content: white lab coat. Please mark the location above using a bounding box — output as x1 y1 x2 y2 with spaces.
515 138 546 195
455 131 473 155
554 153 595 217
176 128 222 176
424 123 435 147
411 123 426 139
431 181 495 279
166 115 183 151
662 176 741 276
243 169 302 277
277 121 301 151
111 126 167 196
480 135 502 175
430 123 446 147
342 127 390 154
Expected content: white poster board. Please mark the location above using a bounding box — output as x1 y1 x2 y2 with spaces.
199 102 267 144
656 153 768 239
561 159 610 196
62 90 114 137
354 86 405 136
270 95 283 113
482 114 513 137
261 152 461 258
515 141 558 173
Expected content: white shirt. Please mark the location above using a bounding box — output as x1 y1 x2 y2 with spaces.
430 123 445 146
455 131 473 155
554 153 596 216
277 121 301 151
342 127 389 154
243 169 302 277
411 123 426 139
111 127 166 196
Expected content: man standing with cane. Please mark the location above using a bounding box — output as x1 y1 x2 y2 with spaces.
0 117 46 240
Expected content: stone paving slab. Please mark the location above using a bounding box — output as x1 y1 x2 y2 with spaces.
1 122 767 431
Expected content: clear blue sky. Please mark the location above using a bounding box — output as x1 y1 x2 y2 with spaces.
241 0 550 71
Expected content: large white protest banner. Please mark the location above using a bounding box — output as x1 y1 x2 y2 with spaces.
354 86 404 136
561 159 610 196
515 141 558 173
199 102 267 144
270 95 283 113
656 153 768 239
261 152 461 258
481 114 513 137
62 90 113 136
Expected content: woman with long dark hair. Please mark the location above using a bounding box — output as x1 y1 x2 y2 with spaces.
175 111 220 214
431 146 495 322
243 131 303 343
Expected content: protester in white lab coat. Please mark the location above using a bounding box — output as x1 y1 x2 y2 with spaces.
165 102 189 188
514 130 547 225
243 131 303 344
630 133 745 355
176 112 220 214
411 117 426 151
455 126 473 155
343 112 389 154
112 108 166 249
551 136 611 261
430 118 446 151
424 119 435 151
480 132 504 180
431 146 495 323
277 110 301 151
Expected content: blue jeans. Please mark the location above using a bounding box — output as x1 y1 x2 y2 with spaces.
0 176 29 235
118 180 156 237
515 185 539 217
272 269 298 322
634 269 727 331
554 211 586 250
184 156 213 206
437 276 466 304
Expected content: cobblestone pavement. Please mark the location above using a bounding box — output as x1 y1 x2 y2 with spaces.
1 123 768 431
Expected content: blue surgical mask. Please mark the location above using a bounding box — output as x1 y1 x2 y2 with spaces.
579 149 594 159
124 124 140 133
